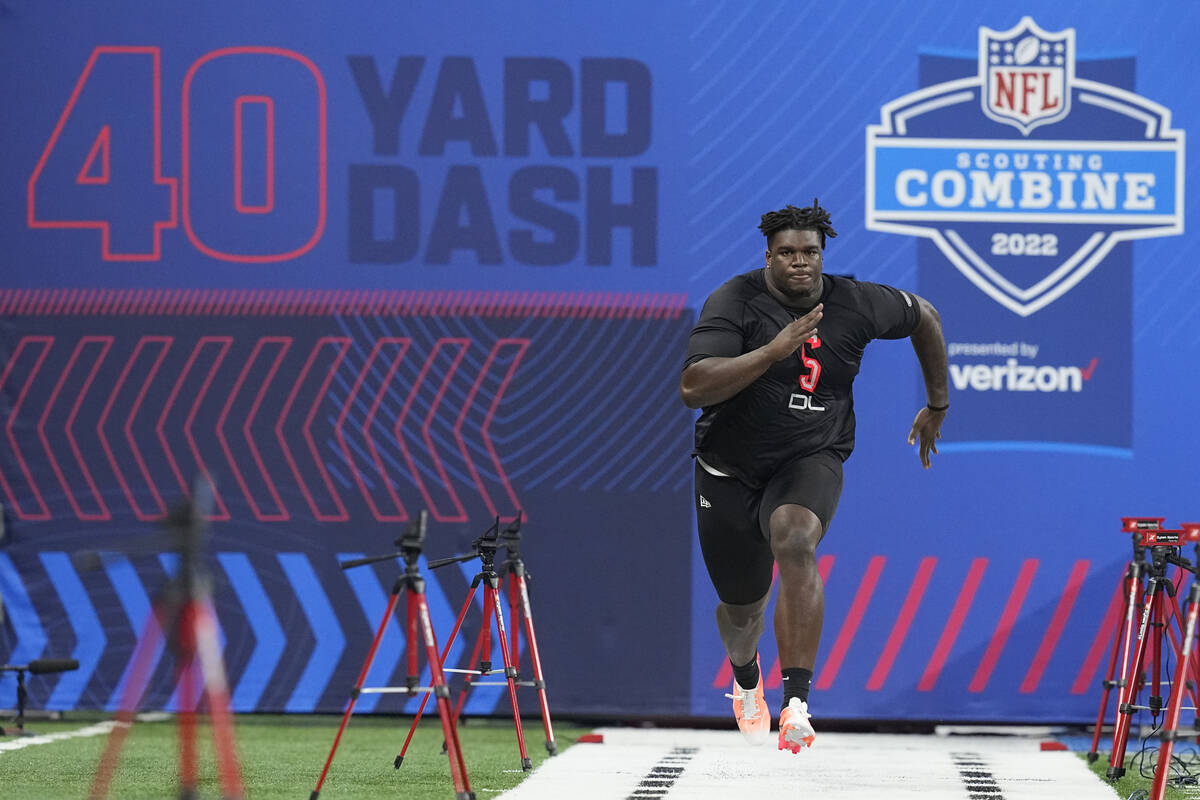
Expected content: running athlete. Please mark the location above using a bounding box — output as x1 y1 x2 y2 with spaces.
680 200 948 753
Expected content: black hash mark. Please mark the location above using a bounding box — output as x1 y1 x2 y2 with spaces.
951 751 1006 800
626 746 698 799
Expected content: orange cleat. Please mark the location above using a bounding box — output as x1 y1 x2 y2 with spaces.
778 697 815 753
725 659 770 745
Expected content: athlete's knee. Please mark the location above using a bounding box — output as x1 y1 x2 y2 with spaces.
716 594 769 629
768 505 822 565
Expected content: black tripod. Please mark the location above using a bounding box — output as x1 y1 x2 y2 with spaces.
0 658 79 736
311 510 473 800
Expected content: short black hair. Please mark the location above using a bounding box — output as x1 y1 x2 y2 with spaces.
758 198 838 250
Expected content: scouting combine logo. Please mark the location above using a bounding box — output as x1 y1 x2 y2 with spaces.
866 17 1184 316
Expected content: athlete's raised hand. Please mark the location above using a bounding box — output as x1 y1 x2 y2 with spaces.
767 304 823 361
680 303 824 409
907 406 946 469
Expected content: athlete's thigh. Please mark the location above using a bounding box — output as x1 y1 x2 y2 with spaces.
695 463 775 605
757 450 845 539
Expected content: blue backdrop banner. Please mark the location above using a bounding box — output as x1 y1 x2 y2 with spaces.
1 1 1197 724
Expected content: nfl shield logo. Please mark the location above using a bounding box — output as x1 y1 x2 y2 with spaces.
980 17 1074 134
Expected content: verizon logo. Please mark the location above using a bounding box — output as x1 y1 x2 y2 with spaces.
950 357 1097 392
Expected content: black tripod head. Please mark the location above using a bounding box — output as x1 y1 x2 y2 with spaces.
428 514 507 572
498 511 524 562
339 510 429 575
165 476 217 598
69 474 220 609
424 511 525 575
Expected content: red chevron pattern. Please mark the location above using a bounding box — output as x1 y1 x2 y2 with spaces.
39 335 112 520
335 337 412 522
397 338 471 523
97 335 172 520
1 336 54 519
1 332 532 522
278 336 351 522
454 338 529 523
217 337 291 521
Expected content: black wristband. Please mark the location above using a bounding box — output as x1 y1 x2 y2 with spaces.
926 402 949 412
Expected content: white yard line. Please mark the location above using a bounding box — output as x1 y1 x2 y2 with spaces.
0 720 119 753
0 712 169 755
494 728 1119 799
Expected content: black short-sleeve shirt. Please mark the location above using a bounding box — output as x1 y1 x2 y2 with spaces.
685 269 920 488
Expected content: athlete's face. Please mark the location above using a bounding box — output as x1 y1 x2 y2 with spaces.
765 228 823 304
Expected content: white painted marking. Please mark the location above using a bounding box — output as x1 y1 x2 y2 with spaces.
496 728 1119 799
0 721 119 753
0 713 169 755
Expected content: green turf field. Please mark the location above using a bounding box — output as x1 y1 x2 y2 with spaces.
0 712 588 799
1082 747 1200 799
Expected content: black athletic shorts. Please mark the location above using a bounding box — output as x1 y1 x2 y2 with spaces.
694 450 844 606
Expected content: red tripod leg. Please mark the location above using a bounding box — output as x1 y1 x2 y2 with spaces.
1088 571 1134 761
1116 564 1147 705
508 570 521 668
90 602 167 800
487 579 532 770
193 599 244 800
443 581 498 734
177 606 199 798
479 587 494 680
449 617 487 731
1151 590 1165 717
1155 571 1200 719
1151 584 1200 800
311 589 401 799
397 582 481 765
1110 582 1164 778
414 590 473 799
1162 589 1200 743
407 591 420 687
512 571 556 755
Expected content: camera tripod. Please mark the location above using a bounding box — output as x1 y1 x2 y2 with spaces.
494 515 555 757
1106 536 1200 780
1149 528 1200 800
1086 528 1150 762
395 513 555 773
89 479 243 800
311 510 473 800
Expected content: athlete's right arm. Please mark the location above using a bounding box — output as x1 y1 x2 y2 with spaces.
679 304 822 409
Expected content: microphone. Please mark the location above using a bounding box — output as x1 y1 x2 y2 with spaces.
0 659 79 674
28 658 79 675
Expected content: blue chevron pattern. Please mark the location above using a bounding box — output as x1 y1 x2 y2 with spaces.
38 552 103 709
279 553 345 713
217 552 284 710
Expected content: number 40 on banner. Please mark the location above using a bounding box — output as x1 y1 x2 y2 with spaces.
27 46 327 263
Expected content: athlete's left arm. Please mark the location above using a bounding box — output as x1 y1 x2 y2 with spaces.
906 294 949 469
